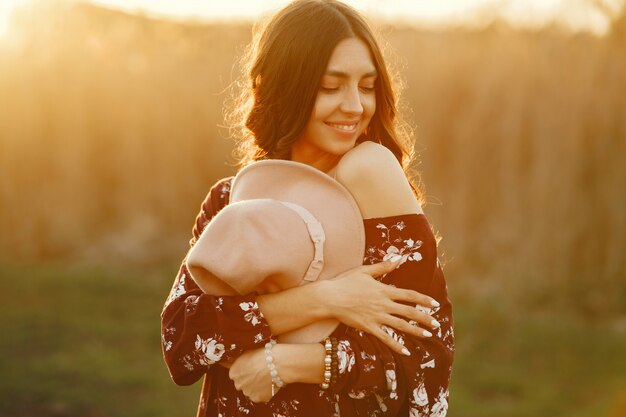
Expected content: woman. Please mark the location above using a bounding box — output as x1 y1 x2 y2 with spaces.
161 1 454 416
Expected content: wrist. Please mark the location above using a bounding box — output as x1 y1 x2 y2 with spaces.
311 280 335 320
272 343 326 385
264 340 284 390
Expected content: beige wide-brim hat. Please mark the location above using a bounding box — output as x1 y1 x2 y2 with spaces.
186 159 365 343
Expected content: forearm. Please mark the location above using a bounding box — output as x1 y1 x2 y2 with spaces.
256 280 331 336
162 264 272 383
272 343 326 385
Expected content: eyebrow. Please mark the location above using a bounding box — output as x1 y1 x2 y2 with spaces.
324 70 378 79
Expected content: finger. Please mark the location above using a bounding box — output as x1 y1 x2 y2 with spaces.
392 304 440 329
251 393 271 404
362 258 402 278
243 389 256 403
385 315 434 339
370 324 410 356
392 288 440 309
228 365 241 382
249 394 262 404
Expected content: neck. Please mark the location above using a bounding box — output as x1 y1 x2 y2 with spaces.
290 146 341 174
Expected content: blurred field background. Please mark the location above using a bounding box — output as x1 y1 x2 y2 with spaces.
1 0 625 416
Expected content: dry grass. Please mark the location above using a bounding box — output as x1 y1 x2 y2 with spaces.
0 2 624 316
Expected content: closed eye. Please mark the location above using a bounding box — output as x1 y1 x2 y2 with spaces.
320 86 374 93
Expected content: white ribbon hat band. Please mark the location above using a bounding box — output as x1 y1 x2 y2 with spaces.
279 201 326 282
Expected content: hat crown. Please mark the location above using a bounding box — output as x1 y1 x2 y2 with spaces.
187 159 365 343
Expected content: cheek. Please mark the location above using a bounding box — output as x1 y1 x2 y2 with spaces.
313 95 337 120
364 95 376 119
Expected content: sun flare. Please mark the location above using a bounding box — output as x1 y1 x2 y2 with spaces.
0 0 29 37
85 0 621 36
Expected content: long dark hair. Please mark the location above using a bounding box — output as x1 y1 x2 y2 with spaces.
224 0 423 200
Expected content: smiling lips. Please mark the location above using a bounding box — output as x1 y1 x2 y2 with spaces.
325 121 359 132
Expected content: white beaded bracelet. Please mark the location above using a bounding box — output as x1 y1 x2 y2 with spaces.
264 339 284 396
320 337 332 389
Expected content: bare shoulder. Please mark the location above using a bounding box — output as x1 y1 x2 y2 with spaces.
335 141 423 219
337 141 404 181
342 140 391 158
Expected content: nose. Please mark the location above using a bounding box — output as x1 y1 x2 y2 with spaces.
339 85 363 115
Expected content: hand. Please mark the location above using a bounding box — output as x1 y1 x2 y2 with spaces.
228 348 275 404
324 257 440 355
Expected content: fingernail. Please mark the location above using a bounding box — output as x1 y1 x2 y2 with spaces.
430 299 440 307
431 320 440 328
402 348 411 356
422 330 432 337
389 255 402 263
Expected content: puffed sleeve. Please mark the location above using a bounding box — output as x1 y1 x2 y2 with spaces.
330 214 455 415
160 177 273 386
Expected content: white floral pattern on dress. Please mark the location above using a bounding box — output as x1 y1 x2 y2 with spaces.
331 394 341 417
164 272 187 308
429 387 449 417
413 380 429 407
202 178 233 231
416 304 434 315
409 305 435 330
385 369 398 400
436 310 455 352
337 340 355 374
361 350 377 372
380 325 405 347
269 399 300 416
375 393 388 413
239 301 263 326
190 335 225 368
219 178 232 201
364 221 423 277
162 326 176 352
184 295 200 313
421 359 435 369
236 397 250 414
409 375 431 417
348 390 367 400
161 337 172 352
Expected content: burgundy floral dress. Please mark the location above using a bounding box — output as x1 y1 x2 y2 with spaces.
161 177 454 417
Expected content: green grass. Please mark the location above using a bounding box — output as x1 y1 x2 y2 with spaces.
0 263 624 416
448 297 626 417
0 262 200 417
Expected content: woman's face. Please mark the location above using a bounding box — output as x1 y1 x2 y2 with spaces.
291 37 377 170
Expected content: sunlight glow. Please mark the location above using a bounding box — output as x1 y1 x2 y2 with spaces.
84 0 622 35
0 0 28 37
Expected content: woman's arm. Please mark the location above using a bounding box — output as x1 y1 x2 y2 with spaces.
319 143 454 410
162 177 438 386
226 342 326 404
229 145 454 407
229 237 453 406
328 142 454 403
256 141 439 344
256 261 437 344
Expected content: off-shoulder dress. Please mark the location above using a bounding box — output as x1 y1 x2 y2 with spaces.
161 176 454 417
